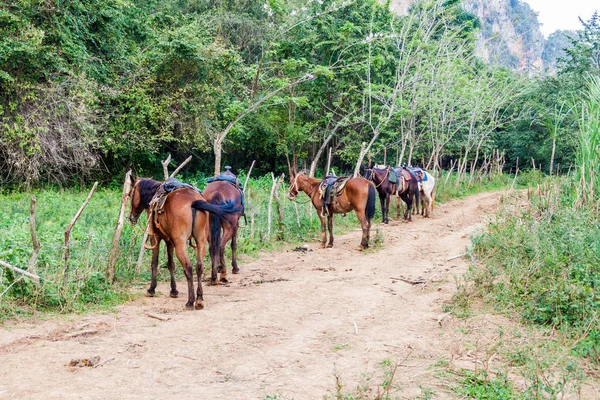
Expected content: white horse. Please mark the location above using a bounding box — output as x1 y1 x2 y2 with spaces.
418 171 436 217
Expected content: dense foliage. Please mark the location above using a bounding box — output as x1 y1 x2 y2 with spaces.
1 0 573 187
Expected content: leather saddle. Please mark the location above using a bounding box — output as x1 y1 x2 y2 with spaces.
152 177 201 215
319 176 350 216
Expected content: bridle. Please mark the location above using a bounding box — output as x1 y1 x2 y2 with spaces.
288 173 319 204
128 180 142 224
365 167 390 189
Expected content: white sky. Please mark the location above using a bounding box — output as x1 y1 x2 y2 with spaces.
524 0 598 36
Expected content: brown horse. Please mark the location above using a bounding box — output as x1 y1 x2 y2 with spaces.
363 166 396 224
287 171 376 250
203 179 244 282
128 177 241 310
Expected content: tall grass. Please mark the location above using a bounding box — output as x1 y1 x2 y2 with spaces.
576 75 600 206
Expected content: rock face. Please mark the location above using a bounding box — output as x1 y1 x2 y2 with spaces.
389 0 562 73
463 0 545 72
542 30 574 72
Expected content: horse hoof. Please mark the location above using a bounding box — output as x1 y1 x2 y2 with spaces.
184 303 194 310
326 244 333 248
208 280 219 286
357 245 366 251
195 301 204 310
169 290 179 298
220 277 229 283
232 267 240 274
145 291 155 297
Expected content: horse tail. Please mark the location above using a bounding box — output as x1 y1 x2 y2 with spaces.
366 183 376 222
190 198 243 220
209 194 224 266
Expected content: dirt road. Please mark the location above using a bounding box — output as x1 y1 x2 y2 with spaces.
0 191 503 399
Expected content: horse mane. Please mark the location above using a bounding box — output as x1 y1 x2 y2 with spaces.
137 178 161 209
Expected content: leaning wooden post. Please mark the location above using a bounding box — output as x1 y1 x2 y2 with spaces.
273 173 285 241
267 172 279 241
325 147 332 176
106 171 132 284
27 196 41 276
243 160 256 193
0 260 40 283
64 182 98 278
169 155 192 178
161 154 172 180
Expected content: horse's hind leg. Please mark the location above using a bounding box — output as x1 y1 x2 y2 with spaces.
421 191 432 218
379 194 387 224
146 237 160 297
166 242 178 298
194 242 207 310
318 214 327 248
326 214 334 248
219 222 235 283
401 193 412 221
355 210 369 250
384 194 391 224
231 225 239 274
174 242 195 310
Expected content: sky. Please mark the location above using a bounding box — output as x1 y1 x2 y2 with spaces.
524 0 598 36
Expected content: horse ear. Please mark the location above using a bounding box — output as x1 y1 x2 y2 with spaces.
129 173 136 187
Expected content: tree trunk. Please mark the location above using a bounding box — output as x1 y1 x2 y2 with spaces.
214 138 223 176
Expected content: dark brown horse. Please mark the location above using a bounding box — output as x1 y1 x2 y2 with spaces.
203 179 244 282
393 167 420 221
363 166 396 224
287 171 376 250
128 178 241 310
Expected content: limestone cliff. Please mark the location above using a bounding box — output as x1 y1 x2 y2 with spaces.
388 0 559 73
463 0 545 72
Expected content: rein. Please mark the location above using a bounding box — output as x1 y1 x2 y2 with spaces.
366 168 390 189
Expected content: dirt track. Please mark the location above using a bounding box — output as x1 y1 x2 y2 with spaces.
0 191 504 399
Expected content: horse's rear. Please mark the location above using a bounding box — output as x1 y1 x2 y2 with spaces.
203 181 244 281
420 171 436 217
155 188 210 310
337 177 376 249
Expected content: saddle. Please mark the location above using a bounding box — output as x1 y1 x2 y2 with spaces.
393 167 414 194
387 167 397 184
148 178 202 239
409 167 427 182
319 176 350 216
151 178 201 215
206 166 245 212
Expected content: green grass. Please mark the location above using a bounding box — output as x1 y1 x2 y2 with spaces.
454 177 600 362
0 173 363 319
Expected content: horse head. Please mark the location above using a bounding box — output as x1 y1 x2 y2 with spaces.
288 170 303 200
128 177 160 225
362 165 374 181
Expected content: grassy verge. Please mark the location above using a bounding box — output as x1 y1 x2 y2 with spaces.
447 175 599 398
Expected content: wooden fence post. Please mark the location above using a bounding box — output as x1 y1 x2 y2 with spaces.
107 171 132 283
64 182 98 278
27 196 41 276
